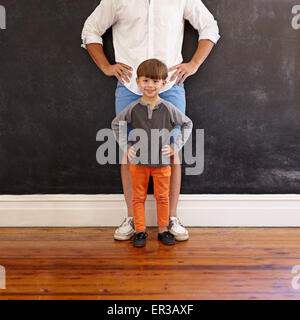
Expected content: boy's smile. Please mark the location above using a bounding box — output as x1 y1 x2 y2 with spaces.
136 76 167 99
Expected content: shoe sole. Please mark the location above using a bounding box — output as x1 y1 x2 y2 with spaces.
159 241 175 245
169 232 189 241
133 243 146 248
114 233 135 241
174 235 189 241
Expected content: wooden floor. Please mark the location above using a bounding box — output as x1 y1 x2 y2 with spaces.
0 227 299 300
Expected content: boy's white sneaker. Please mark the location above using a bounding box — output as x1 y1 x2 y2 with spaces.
168 217 189 241
114 217 135 240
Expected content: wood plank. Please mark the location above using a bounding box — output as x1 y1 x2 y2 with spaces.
0 228 299 299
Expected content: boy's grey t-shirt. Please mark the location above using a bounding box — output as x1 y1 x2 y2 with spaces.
111 98 193 167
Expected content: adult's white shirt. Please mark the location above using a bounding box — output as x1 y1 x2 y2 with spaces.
81 0 220 95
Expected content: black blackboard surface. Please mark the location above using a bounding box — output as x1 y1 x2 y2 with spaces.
0 0 299 194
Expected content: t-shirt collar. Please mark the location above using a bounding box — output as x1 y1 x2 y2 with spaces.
138 97 163 109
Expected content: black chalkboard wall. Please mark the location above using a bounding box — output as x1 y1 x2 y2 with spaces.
0 0 299 194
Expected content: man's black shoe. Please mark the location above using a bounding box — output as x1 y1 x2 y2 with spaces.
158 231 175 245
133 231 148 247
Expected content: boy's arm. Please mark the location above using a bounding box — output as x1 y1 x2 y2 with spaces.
166 104 193 153
111 105 135 153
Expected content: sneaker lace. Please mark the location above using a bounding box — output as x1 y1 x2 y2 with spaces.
120 217 131 227
171 218 184 228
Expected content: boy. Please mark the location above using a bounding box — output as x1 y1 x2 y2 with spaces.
111 59 193 247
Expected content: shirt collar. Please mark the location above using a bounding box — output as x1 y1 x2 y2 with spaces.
138 97 163 110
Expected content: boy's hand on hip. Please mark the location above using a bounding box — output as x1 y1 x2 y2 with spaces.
162 145 175 157
126 145 136 161
168 61 200 86
102 63 133 84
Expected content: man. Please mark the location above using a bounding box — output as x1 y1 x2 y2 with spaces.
81 0 220 241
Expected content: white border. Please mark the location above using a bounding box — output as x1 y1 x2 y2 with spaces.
0 194 299 227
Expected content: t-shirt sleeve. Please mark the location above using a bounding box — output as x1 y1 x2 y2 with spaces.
165 102 193 153
111 103 135 153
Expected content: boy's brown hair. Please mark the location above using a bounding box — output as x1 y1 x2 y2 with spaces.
137 58 168 80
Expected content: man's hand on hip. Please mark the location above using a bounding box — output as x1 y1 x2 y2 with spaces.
168 61 200 86
102 63 133 84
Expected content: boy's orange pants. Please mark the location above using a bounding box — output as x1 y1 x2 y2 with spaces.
129 163 171 232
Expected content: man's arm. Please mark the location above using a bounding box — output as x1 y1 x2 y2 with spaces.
86 43 133 84
169 39 214 85
81 0 133 83
190 39 215 67
169 0 221 85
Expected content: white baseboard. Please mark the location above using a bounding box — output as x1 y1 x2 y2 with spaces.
0 194 299 227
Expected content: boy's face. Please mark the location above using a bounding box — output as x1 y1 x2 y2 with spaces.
136 76 167 98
